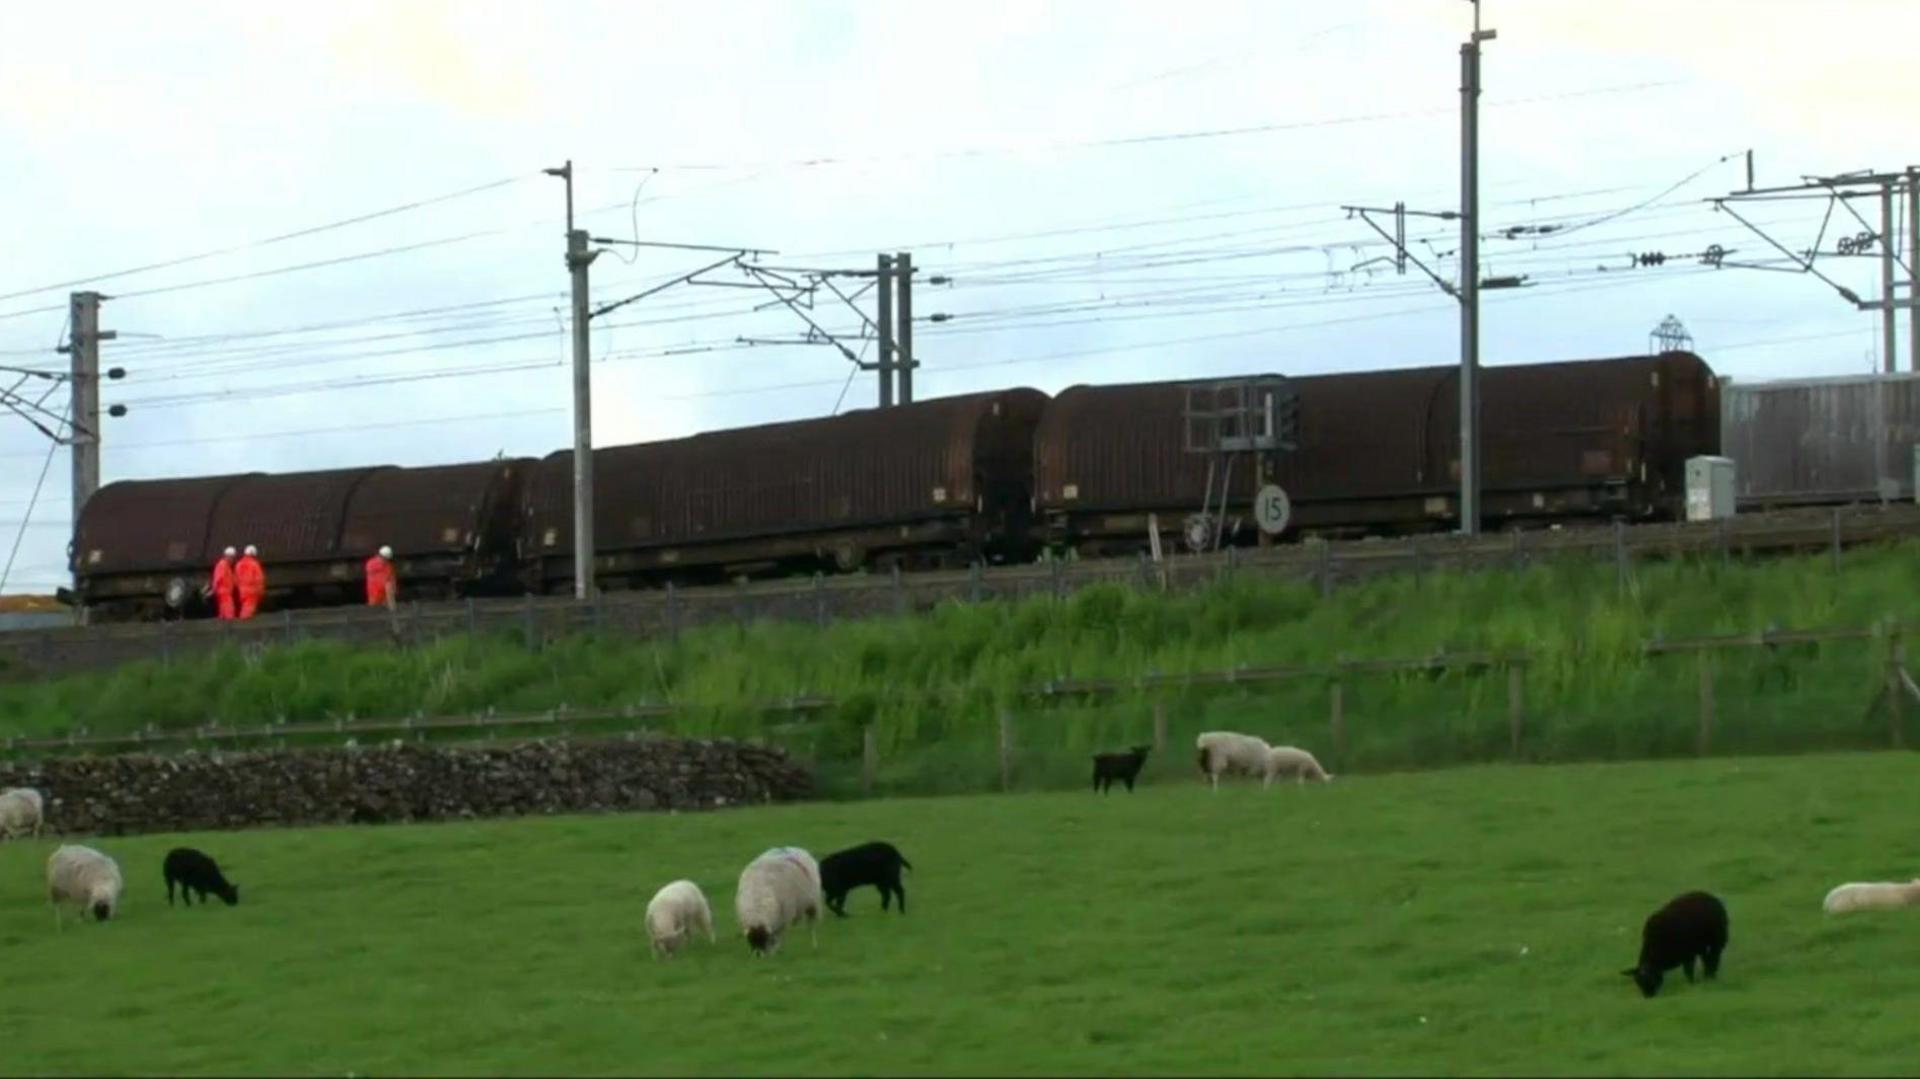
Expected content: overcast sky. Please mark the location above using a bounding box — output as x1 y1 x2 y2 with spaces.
2 0 1915 593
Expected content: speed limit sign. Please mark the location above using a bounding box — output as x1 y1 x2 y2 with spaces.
1253 484 1292 536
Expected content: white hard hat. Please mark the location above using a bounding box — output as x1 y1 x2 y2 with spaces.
223 546 237 558
244 545 258 557
379 545 393 559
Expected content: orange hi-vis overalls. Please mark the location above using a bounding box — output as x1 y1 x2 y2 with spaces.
210 557 238 620
235 554 266 619
364 554 395 606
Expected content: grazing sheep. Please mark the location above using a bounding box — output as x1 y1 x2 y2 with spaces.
1822 878 1920 914
646 879 716 958
819 841 913 917
1195 731 1272 791
1621 890 1728 998
163 847 240 907
47 844 124 927
736 846 823 956
1262 745 1333 786
1091 745 1151 793
0 787 44 839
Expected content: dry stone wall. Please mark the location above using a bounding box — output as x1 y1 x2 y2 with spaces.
0 736 813 837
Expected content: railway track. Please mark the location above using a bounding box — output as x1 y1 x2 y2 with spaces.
5 501 1918 680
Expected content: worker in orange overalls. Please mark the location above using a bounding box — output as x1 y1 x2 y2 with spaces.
365 545 397 608
209 546 238 620
235 545 266 620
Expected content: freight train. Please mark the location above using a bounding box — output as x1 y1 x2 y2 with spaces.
62 348 1836 623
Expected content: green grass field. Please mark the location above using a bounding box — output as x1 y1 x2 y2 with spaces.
2 750 1917 1076
8 543 1920 797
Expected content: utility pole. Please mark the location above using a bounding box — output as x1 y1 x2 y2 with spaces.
62 291 115 520
567 226 598 599
875 254 895 407
1340 1 1500 537
546 159 602 600
1459 0 1495 537
895 251 914 404
1909 167 1919 372
1707 167 1920 374
1882 182 1898 372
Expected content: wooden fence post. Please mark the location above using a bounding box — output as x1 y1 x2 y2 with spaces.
998 711 1013 791
1831 507 1843 573
1507 664 1524 759
1329 680 1346 761
862 724 877 795
1153 700 1167 753
1888 631 1906 750
1614 520 1629 593
1697 657 1715 756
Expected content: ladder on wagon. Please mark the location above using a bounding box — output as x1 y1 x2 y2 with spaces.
1181 375 1297 554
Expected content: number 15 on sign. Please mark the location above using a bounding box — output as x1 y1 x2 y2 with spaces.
1254 484 1291 536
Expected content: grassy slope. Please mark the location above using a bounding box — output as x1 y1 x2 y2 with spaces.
6 543 1920 794
1 751 1917 1076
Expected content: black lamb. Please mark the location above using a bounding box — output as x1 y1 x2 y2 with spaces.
819 841 912 917
163 847 240 907
1092 744 1152 793
1622 890 1727 998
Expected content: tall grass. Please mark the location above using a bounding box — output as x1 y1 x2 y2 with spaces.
6 542 1920 794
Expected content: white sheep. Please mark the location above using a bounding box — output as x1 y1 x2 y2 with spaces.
736 846 823 956
1263 745 1334 786
47 844 123 927
1195 731 1272 791
0 786 45 839
1822 878 1920 914
646 879 716 959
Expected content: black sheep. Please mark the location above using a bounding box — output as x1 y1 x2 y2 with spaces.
819 841 912 917
1622 890 1727 998
1092 744 1152 793
163 847 240 907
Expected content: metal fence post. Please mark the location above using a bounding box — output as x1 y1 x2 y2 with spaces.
971 560 985 604
813 572 827 627
665 581 679 641
1318 543 1333 599
159 619 171 666
891 563 905 617
465 597 476 636
522 593 536 650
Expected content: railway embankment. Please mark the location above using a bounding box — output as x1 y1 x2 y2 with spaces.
5 535 1919 797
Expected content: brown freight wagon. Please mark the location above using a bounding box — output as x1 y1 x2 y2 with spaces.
70 459 534 621
519 388 1050 591
1032 351 1718 555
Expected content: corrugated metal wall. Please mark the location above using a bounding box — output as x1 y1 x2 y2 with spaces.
1721 372 1920 505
